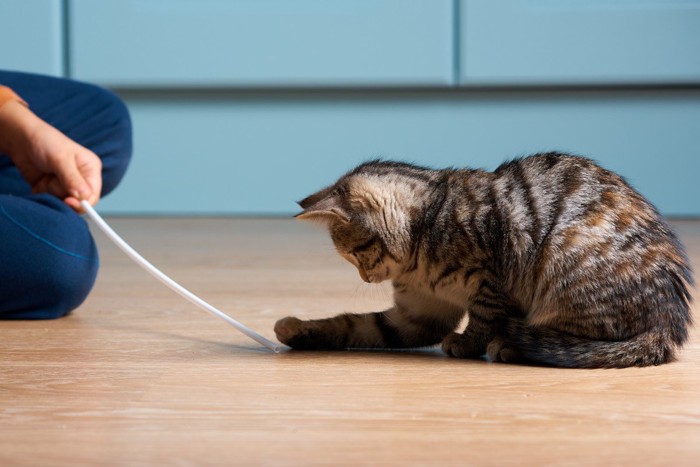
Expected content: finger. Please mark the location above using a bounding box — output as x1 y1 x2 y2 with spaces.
46 176 69 199
75 148 102 206
64 196 86 213
31 175 60 197
82 158 102 205
54 154 92 202
38 177 86 213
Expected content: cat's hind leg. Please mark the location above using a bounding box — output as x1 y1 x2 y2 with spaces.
441 308 503 359
485 335 523 364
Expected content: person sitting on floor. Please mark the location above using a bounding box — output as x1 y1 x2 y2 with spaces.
0 70 133 319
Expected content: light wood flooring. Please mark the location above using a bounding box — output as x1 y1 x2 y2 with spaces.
1 218 699 466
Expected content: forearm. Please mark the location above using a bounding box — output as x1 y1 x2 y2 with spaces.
0 85 26 108
0 89 36 158
0 84 103 209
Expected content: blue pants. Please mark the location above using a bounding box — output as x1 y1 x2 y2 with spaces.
0 70 132 319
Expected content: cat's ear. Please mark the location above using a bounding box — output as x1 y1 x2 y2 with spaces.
298 186 334 209
295 190 350 223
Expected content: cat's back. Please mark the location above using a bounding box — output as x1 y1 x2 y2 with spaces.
489 153 692 335
491 152 675 250
494 153 625 227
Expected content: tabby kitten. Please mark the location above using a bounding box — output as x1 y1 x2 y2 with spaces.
275 153 693 368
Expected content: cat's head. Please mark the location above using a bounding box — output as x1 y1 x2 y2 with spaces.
296 161 434 283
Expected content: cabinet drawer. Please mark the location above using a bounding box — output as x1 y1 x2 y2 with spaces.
0 0 64 76
460 0 700 85
69 0 453 87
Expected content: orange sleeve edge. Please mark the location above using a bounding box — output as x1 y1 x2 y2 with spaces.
0 85 28 110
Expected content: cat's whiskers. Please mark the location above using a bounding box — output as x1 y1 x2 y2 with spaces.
348 280 392 305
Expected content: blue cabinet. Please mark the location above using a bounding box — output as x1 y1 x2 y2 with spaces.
66 0 700 87
460 0 700 85
69 0 453 87
3 1 698 215
0 0 64 76
99 90 700 216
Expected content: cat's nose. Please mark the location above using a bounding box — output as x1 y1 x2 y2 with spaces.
358 268 371 283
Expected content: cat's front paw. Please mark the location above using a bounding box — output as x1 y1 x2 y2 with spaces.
441 332 485 359
273 316 343 350
274 316 304 345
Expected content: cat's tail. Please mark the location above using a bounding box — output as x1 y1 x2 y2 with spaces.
504 320 689 369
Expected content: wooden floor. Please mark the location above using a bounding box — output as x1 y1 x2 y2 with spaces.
1 218 699 466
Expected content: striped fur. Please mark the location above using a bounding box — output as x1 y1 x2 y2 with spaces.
274 153 694 368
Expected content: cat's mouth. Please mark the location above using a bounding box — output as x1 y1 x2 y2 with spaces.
358 266 391 283
358 268 371 283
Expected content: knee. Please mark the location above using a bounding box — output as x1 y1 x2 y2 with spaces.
0 249 98 320
89 86 133 196
0 195 99 319
25 248 99 319
67 80 133 196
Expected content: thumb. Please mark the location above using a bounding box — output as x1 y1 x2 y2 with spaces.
55 156 92 201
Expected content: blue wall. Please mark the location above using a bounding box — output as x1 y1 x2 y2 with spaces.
1 1 699 216
102 89 700 216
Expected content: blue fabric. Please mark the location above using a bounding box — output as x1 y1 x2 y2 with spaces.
0 70 132 319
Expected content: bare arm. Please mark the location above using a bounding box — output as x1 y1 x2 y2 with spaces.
0 90 102 211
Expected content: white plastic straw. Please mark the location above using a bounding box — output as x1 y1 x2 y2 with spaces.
81 200 286 353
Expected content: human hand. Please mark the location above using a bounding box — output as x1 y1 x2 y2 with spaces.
0 100 101 212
